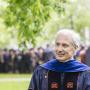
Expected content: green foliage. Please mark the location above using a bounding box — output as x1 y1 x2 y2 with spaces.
37 0 90 44
3 0 66 47
2 0 90 48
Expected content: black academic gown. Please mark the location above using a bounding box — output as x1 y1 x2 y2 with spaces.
28 59 90 90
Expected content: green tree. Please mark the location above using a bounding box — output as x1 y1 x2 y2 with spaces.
3 0 66 47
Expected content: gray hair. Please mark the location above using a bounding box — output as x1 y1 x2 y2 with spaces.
56 28 81 49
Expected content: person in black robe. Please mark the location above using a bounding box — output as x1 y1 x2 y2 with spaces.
28 29 90 90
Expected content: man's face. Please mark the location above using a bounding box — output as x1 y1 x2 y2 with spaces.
55 34 76 62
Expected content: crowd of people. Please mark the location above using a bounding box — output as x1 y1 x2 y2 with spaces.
0 45 55 73
75 45 90 66
0 39 90 74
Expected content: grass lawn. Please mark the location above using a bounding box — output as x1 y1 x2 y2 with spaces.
0 73 32 90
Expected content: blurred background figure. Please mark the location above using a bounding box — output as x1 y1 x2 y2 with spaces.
0 49 4 73
37 47 46 64
44 44 55 62
74 45 86 62
8 49 17 73
3 49 10 73
83 46 90 66
29 48 39 71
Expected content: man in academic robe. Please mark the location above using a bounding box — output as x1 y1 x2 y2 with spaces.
28 29 90 90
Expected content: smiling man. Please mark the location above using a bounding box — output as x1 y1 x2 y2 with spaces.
28 29 90 90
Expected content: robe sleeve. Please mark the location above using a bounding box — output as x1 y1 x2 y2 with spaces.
28 66 41 90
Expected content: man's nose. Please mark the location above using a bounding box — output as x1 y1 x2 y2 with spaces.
57 45 64 51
